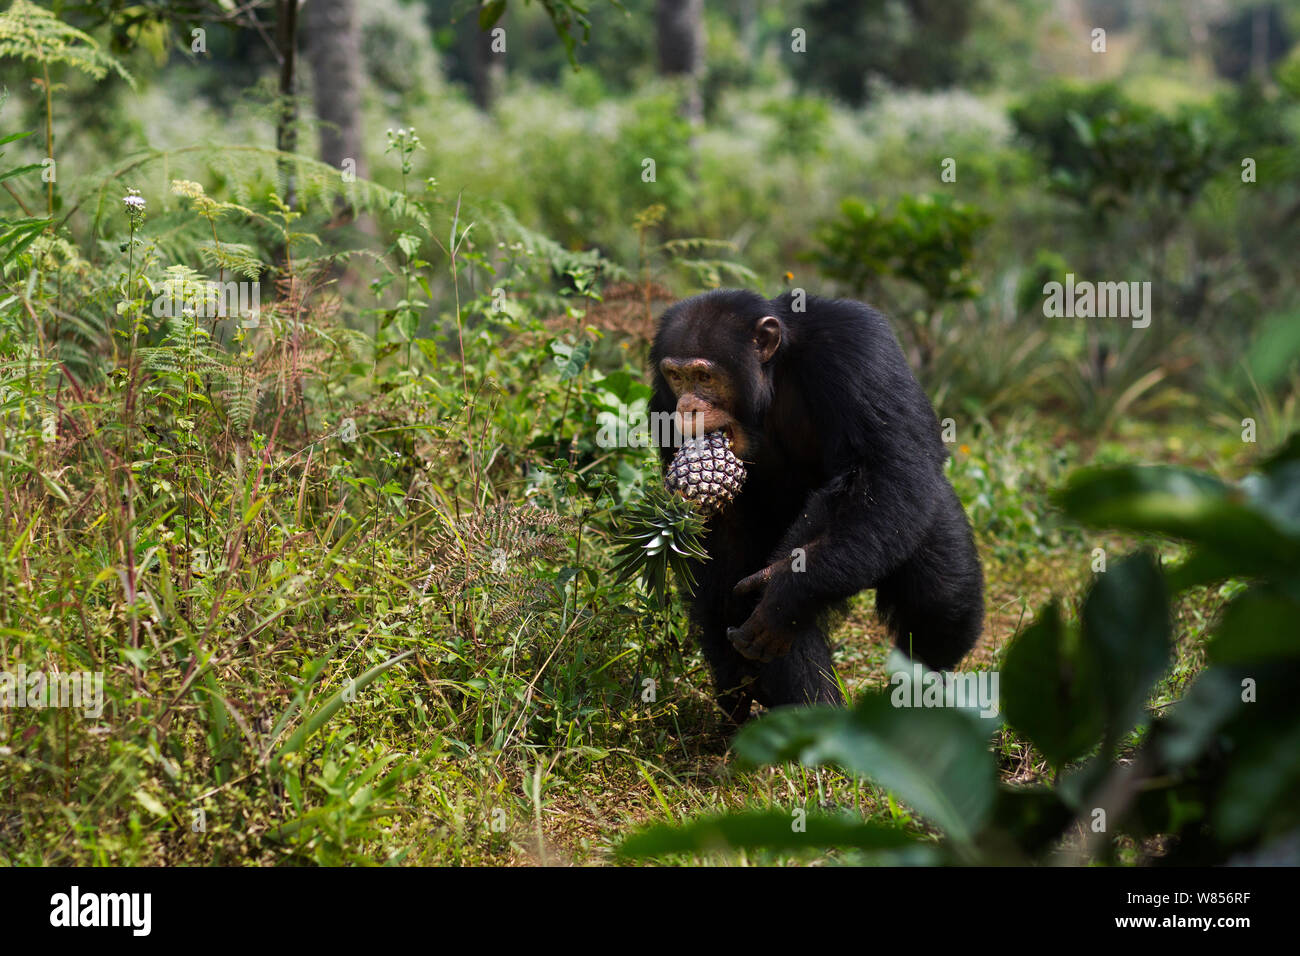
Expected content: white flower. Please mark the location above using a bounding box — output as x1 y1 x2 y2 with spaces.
122 188 147 226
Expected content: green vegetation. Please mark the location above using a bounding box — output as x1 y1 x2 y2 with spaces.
0 0 1297 866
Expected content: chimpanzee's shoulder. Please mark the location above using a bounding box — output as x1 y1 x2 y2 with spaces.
771 292 894 341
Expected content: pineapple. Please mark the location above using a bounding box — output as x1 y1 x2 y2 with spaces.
665 431 747 514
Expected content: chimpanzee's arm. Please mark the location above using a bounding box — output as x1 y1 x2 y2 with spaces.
727 453 947 661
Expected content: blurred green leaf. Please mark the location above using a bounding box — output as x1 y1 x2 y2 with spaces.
1214 708 1300 844
1057 465 1300 579
551 339 592 380
1080 551 1171 750
478 0 507 30
1001 602 1105 769
1155 666 1246 770
734 693 996 845
1240 309 1300 390
1207 588 1300 664
617 809 922 860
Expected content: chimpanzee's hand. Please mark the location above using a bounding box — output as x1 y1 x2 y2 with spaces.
727 603 795 662
727 562 797 661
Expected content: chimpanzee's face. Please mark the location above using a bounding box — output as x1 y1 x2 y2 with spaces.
654 299 783 457
658 356 739 443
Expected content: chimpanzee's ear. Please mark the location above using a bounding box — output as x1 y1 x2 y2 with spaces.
753 315 782 363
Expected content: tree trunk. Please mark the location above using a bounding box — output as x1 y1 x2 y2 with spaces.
274 0 299 209
656 0 703 124
304 0 367 182
472 19 505 111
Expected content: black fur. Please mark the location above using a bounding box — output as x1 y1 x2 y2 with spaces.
650 289 984 723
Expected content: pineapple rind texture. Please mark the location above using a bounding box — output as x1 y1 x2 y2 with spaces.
665 431 747 514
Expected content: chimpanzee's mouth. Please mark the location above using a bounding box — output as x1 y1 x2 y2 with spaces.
675 413 707 442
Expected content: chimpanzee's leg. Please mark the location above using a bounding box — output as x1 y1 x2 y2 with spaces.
875 485 984 670
696 620 757 724
752 625 843 709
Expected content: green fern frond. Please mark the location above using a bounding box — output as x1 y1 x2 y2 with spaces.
67 145 428 234
314 324 373 362
137 348 181 375
422 503 576 625
0 0 135 88
659 237 740 256
220 370 260 434
197 241 264 280
671 258 759 289
467 198 625 282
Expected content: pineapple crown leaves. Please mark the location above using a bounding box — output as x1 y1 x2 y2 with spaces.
612 486 710 604
0 1 136 88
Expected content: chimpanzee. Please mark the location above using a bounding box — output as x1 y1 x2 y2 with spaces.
650 289 984 724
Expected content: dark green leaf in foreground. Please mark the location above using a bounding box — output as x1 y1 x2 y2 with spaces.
1214 705 1300 844
1000 602 1104 769
616 809 922 860
732 693 996 844
1263 432 1300 469
1056 465 1300 579
1207 587 1300 664
985 785 1075 859
1241 461 1300 540
1080 551 1171 750
1154 666 1247 770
